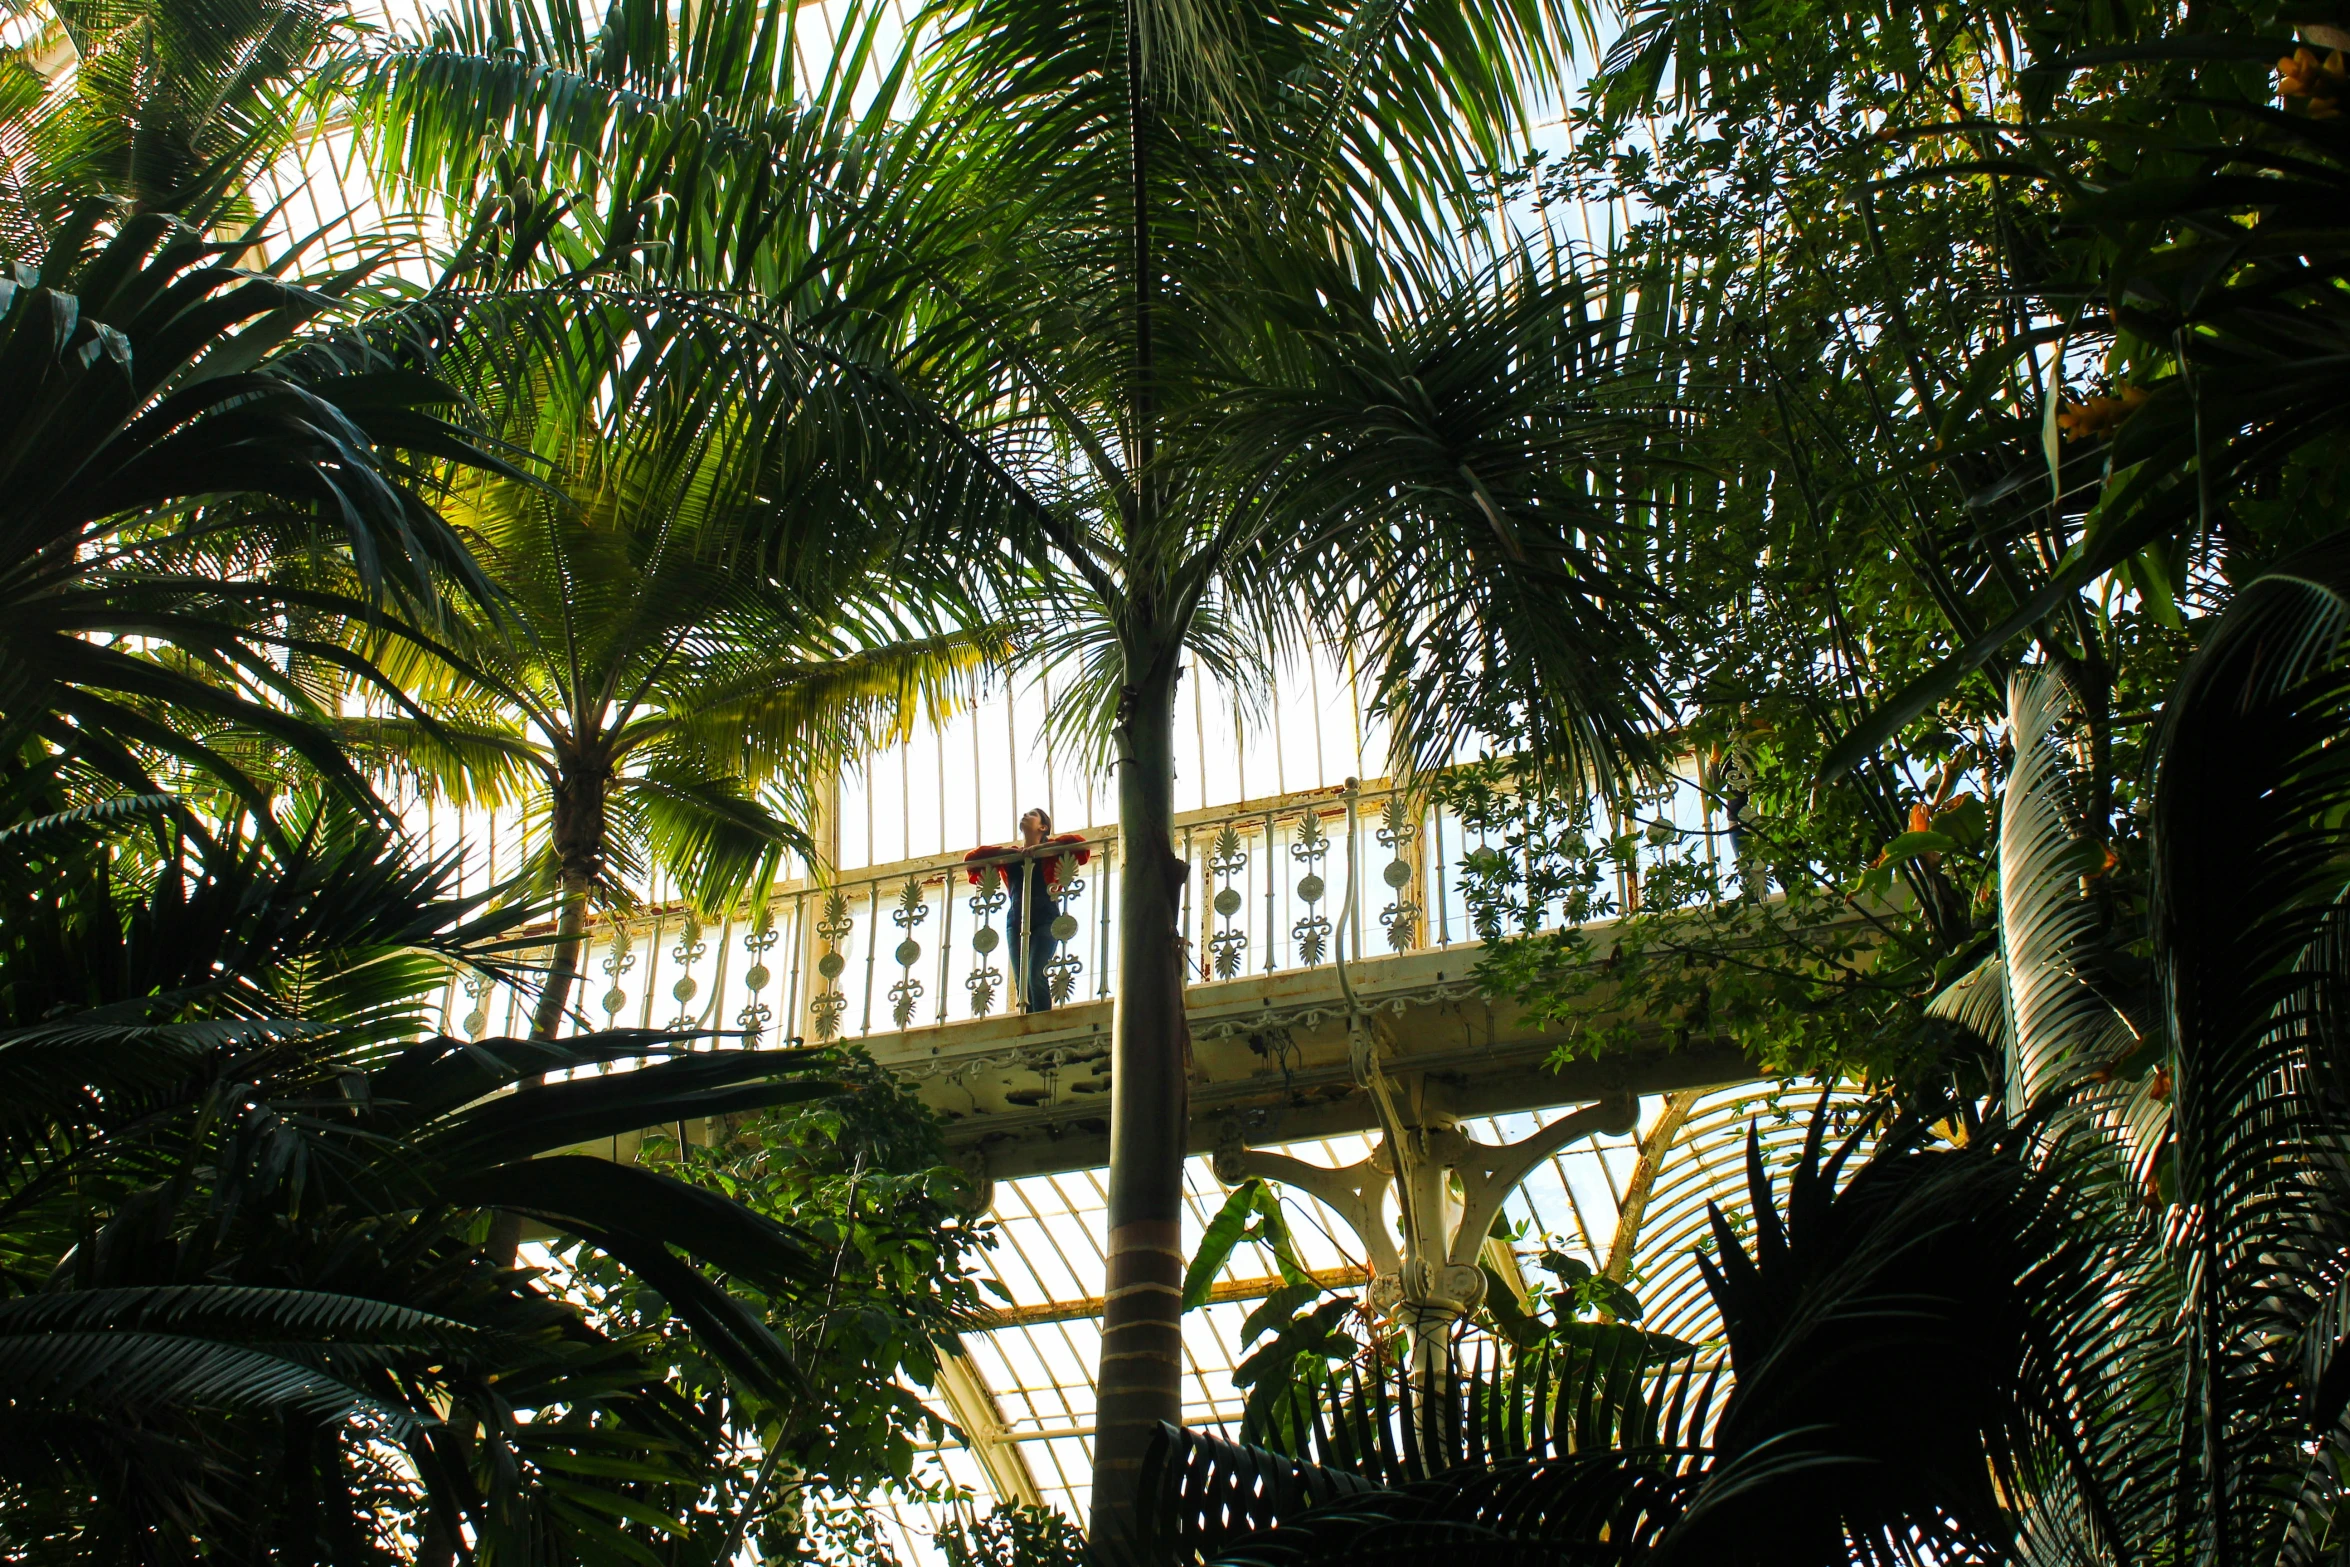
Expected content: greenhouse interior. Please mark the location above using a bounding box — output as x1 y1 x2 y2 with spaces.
4 0 2347 1560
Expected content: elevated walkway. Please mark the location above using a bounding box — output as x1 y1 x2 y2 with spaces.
876 938 1751 1181
477 773 1771 1179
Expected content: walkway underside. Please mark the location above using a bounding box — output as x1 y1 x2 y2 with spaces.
865 943 1756 1183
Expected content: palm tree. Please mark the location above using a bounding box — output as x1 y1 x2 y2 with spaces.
340 348 991 1043
0 196 500 818
351 0 1679 1540
0 769 869 1561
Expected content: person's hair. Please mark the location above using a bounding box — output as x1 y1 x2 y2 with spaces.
1023 806 1052 834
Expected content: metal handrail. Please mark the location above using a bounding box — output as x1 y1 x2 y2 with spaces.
439 761 1724 1060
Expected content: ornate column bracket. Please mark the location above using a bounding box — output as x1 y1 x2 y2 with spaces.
1218 1091 1639 1362
1215 1137 1400 1281
1434 1091 1639 1274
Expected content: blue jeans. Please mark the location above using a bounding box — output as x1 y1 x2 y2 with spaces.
1007 913 1057 1011
1006 870 1058 1011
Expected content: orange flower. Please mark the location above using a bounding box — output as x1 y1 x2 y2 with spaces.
2056 384 2149 442
2278 46 2348 117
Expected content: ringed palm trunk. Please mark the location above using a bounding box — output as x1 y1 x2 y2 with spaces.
531 755 610 1042
1090 649 1192 1549
491 759 604 1264
528 872 592 1042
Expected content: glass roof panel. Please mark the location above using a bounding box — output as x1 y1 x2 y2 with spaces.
920 1099 1665 1531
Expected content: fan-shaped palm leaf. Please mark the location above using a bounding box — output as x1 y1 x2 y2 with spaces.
0 200 502 813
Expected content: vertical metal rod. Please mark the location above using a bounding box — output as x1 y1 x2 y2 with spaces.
1529 788 1548 934
1400 789 1419 949
1015 850 1032 1014
1270 679 1285 796
1180 825 1197 985
1005 674 1020 821
1234 705 1246 806
1432 800 1450 948
1344 782 1363 959
901 738 912 862
1307 647 1326 789
1042 668 1058 832
707 915 734 1036
1193 667 1208 811
1700 753 1718 879
1097 841 1115 999
1346 647 1364 780
1603 795 1626 925
936 872 953 1026
640 913 663 1030
860 879 881 1036
1262 809 1277 973
784 889 806 1043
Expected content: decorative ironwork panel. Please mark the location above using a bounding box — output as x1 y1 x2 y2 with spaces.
965 863 1006 1017
737 907 780 1041
1046 849 1085 1003
889 877 929 1028
460 973 490 1040
1206 823 1249 978
598 925 636 1023
1289 811 1332 965
667 916 707 1029
1376 797 1420 951
812 891 852 1041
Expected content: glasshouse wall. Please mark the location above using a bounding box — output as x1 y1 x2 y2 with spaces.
3 0 2349 1560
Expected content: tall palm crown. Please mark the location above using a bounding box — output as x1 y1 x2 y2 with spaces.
902 0 1673 1534
354 0 1677 1538
349 373 987 1040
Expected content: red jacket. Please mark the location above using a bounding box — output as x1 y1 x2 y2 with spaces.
964 834 1091 885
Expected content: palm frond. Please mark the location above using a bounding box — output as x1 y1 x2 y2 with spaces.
2149 529 2350 1563
1998 667 2143 1113
1221 242 1680 786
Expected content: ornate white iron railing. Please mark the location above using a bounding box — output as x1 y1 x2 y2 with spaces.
435 766 1721 1056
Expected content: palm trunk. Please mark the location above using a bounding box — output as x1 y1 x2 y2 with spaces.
1089 650 1190 1551
492 759 603 1266
532 754 609 1042
1096 0 1178 1538
529 873 591 1041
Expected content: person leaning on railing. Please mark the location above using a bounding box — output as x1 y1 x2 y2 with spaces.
964 808 1090 1012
